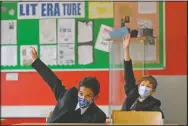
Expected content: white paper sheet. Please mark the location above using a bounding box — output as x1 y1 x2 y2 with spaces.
39 19 56 44
78 21 93 43
9 9 15 16
20 45 38 66
78 45 93 65
58 19 75 44
130 40 156 61
130 41 156 61
18 2 40 19
1 45 17 66
144 44 156 61
6 73 18 81
137 19 153 29
1 20 17 44
58 44 75 65
95 24 113 52
129 41 145 61
40 45 57 65
144 38 157 60
138 2 157 14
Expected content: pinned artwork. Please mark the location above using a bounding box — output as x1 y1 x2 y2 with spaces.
89 2 113 19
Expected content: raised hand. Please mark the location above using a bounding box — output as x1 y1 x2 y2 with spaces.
30 47 38 62
122 33 131 49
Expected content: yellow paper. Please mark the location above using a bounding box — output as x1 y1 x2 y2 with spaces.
88 2 113 19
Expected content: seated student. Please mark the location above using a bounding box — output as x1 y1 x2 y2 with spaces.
121 34 165 119
30 47 106 123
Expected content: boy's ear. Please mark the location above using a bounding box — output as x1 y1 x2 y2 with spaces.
151 89 156 95
94 95 99 100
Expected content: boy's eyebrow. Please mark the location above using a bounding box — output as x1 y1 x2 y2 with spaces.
87 94 94 97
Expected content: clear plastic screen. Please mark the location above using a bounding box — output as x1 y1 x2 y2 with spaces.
108 39 146 122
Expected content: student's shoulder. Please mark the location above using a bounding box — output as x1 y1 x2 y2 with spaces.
68 87 78 92
148 96 164 118
149 96 161 107
93 104 106 117
64 87 78 96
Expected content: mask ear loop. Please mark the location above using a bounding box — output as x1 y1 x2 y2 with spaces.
92 95 98 101
93 97 95 100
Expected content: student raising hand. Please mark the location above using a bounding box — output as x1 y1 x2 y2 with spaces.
122 33 131 61
121 33 165 120
122 33 131 49
29 47 106 123
30 47 38 62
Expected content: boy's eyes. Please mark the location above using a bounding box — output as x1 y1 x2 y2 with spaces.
79 92 93 98
140 83 145 86
141 83 152 88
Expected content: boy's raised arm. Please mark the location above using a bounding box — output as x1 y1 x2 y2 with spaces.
30 47 66 101
123 34 137 95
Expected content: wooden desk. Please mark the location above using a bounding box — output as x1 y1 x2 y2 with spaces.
12 123 178 125
12 123 107 125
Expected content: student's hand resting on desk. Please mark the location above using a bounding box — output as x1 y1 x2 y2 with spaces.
30 47 38 62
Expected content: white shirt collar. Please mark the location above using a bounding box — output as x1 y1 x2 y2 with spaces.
75 102 89 115
138 97 147 102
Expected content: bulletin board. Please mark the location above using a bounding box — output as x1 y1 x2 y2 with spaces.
1 2 114 71
114 2 166 69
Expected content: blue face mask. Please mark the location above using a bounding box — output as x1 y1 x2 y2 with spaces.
78 96 93 109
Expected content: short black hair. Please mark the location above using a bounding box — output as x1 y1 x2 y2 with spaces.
78 76 100 96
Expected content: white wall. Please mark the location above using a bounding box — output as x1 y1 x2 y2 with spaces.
153 75 187 125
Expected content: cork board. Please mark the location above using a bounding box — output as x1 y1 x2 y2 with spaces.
113 2 165 69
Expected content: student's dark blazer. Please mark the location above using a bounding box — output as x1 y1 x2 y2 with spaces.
121 60 165 119
31 58 106 123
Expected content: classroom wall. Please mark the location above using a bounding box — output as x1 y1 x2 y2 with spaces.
146 2 187 125
153 75 187 125
1 2 187 125
147 2 187 125
146 2 187 76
